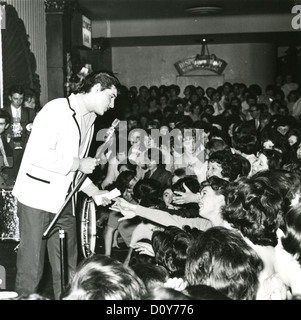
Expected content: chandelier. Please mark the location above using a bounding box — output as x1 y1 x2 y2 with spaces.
194 39 227 74
174 38 227 76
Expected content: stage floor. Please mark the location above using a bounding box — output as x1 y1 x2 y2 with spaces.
0 230 129 299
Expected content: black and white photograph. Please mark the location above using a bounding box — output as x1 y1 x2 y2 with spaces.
0 0 301 305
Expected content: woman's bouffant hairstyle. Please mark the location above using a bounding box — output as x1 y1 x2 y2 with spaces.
185 227 263 300
131 263 169 293
208 150 240 181
205 138 231 156
260 148 284 170
222 177 284 247
232 153 251 177
251 169 301 216
109 170 136 195
200 175 230 197
152 226 199 278
62 255 147 300
232 123 257 148
171 176 200 194
233 135 259 155
281 203 301 265
133 178 164 208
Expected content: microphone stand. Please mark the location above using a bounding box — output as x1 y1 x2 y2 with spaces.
42 118 119 240
42 172 87 239
59 229 66 295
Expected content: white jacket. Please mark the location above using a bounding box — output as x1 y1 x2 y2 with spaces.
12 94 94 213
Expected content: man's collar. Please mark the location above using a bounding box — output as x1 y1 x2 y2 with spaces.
69 93 91 116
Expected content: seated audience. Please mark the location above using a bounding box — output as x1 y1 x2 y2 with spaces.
74 80 301 300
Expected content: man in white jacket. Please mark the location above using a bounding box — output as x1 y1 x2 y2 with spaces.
13 71 120 300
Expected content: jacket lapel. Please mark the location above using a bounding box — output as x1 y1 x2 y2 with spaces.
66 97 81 146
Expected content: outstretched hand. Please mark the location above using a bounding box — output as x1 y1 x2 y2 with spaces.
133 242 155 257
111 197 138 221
172 183 200 205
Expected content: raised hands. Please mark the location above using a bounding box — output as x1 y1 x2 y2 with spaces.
110 197 138 221
172 183 200 205
132 241 155 257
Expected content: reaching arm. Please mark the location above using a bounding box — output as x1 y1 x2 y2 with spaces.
172 183 201 205
112 197 212 230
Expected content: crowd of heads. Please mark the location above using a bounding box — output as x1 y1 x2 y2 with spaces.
9 76 301 301
79 76 301 301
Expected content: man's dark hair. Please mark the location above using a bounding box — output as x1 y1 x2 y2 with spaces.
0 109 12 124
8 85 25 96
78 70 121 94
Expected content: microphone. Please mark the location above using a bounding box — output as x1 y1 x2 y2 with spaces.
95 118 120 164
43 118 120 239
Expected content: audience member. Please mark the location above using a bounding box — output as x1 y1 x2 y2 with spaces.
4 85 37 180
62 255 147 300
6 79 301 300
185 226 263 300
222 177 289 299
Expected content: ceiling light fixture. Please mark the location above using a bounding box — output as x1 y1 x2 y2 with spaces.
185 6 223 15
174 38 227 75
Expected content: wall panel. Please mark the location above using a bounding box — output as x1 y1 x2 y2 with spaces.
6 0 48 106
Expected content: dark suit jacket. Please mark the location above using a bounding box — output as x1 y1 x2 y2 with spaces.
2 106 36 180
4 106 36 149
145 166 172 189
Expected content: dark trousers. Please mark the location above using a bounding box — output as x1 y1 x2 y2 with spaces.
15 201 78 300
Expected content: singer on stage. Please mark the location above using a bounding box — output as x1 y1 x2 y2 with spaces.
12 71 121 300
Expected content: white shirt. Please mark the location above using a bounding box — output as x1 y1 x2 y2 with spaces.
10 105 21 119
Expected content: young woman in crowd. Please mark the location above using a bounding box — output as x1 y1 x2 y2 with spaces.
55 81 301 300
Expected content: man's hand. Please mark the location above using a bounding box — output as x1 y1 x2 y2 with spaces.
79 157 97 174
92 190 111 206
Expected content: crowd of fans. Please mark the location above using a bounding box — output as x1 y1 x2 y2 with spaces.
10 74 301 300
